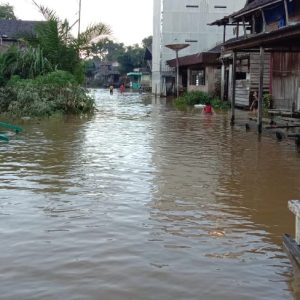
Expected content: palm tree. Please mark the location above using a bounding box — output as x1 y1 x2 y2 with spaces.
29 1 112 80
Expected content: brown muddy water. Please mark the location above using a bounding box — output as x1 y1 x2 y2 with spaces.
1 89 300 300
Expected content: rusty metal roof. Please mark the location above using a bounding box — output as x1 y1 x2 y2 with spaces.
210 0 283 25
231 0 282 18
166 45 221 68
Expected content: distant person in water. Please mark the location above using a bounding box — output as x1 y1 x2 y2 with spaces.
109 85 114 95
120 83 125 94
202 102 214 114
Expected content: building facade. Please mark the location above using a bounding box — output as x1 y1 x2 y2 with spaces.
152 0 246 96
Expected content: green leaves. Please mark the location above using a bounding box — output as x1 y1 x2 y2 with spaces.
0 3 16 20
175 91 230 110
1 70 94 117
0 46 53 84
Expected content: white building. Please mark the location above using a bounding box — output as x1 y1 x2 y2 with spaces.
152 0 246 96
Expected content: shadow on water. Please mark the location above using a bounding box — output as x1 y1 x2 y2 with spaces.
0 89 300 299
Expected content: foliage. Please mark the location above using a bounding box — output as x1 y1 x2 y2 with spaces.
0 46 53 85
89 38 125 60
84 36 150 78
142 36 152 49
175 91 229 110
117 44 146 74
0 70 94 117
26 1 111 82
263 94 271 110
0 3 16 20
176 91 210 106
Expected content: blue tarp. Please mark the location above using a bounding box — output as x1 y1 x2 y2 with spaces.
263 0 295 28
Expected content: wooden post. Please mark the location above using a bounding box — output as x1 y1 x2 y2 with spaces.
258 46 264 134
284 0 289 26
242 17 247 38
288 200 300 244
261 9 266 32
176 49 179 98
223 24 226 43
187 67 190 91
231 51 237 126
252 15 256 34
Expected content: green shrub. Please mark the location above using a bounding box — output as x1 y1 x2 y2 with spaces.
174 91 229 110
1 71 94 117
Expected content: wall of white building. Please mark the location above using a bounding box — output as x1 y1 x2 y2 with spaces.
152 0 247 96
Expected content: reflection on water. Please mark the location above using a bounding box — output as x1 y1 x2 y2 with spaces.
1 89 300 299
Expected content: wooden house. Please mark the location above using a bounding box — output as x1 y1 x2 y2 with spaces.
220 51 270 108
211 0 300 130
0 20 42 52
166 46 221 96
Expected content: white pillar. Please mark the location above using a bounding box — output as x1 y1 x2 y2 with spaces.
152 0 162 96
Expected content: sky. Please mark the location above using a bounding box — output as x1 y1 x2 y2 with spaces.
5 0 153 45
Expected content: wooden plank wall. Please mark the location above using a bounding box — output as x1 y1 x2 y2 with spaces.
249 53 270 93
235 58 250 107
234 54 270 107
272 52 300 110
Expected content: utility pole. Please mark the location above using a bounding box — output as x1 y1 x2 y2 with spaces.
78 0 82 40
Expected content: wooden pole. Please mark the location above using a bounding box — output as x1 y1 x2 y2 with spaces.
176 49 179 98
231 51 237 126
258 46 264 134
223 24 226 43
284 0 289 26
252 15 256 34
242 17 247 38
261 9 266 32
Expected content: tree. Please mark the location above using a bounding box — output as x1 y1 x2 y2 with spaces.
0 3 16 20
142 36 152 49
117 44 145 74
28 1 112 81
89 38 125 61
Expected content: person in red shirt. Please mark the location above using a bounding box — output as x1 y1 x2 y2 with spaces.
119 83 125 94
202 102 214 114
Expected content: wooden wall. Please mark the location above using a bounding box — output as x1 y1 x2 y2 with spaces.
232 53 270 107
249 53 270 93
272 52 300 110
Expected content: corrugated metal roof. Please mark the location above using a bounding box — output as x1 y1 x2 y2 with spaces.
0 20 43 38
231 0 282 18
166 47 221 68
210 0 283 25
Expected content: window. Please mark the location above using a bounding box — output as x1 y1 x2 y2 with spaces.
191 69 205 86
236 72 246 80
186 5 199 8
214 5 227 9
185 39 198 43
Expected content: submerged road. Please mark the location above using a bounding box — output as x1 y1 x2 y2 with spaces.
1 89 300 299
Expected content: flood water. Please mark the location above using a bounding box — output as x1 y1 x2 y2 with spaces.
1 89 300 299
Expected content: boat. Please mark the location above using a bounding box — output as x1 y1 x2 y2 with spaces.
0 121 23 142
